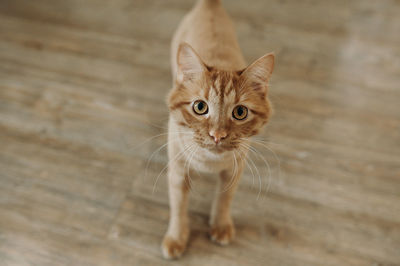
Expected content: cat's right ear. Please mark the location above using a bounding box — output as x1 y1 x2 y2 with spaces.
177 43 207 83
240 53 275 94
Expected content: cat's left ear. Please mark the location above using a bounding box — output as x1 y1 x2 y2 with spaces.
240 53 275 93
177 43 207 83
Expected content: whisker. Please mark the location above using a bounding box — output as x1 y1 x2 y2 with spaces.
238 144 259 184
251 137 283 147
145 141 170 179
251 145 272 198
239 142 270 199
183 144 195 188
240 147 256 187
144 135 192 179
236 147 255 187
241 137 281 186
240 143 262 198
152 143 195 194
249 140 281 187
246 151 261 189
140 120 169 130
128 131 192 150
220 150 239 193
185 145 200 196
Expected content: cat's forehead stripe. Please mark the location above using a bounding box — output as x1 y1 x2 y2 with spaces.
213 76 220 91
204 84 210 100
209 70 237 95
225 79 233 93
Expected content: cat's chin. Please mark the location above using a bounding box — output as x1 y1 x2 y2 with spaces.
198 143 238 154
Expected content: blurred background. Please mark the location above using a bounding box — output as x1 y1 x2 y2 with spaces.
0 0 399 265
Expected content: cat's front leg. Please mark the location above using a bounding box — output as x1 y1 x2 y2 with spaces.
161 161 190 259
209 163 244 245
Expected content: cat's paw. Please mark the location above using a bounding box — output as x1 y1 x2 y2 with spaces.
210 223 235 245
161 235 187 259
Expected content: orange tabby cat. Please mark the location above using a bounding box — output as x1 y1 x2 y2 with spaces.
162 0 274 259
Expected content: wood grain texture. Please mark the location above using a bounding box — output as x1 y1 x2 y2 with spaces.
0 0 399 265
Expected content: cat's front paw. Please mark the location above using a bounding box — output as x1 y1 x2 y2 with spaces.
161 235 187 259
210 222 235 245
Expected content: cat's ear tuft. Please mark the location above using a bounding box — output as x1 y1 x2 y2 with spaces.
241 53 275 92
177 43 206 82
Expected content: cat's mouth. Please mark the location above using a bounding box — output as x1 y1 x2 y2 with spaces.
191 134 241 153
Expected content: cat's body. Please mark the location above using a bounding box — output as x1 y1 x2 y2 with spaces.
163 0 275 259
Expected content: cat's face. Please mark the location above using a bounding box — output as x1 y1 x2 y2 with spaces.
168 43 274 153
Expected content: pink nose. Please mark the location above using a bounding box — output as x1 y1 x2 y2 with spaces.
209 130 227 144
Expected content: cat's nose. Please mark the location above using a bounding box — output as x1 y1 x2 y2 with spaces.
209 130 227 144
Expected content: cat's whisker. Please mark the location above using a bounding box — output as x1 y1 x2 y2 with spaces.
250 145 272 198
220 149 238 193
145 136 190 179
185 145 200 196
128 131 192 150
248 138 282 156
141 132 195 179
220 151 236 193
129 132 169 150
239 146 256 188
246 150 261 190
251 137 282 147
187 145 205 195
248 149 264 199
239 143 262 198
241 137 281 188
140 120 169 130
236 146 255 188
239 142 271 199
169 130 194 135
152 142 195 193
152 143 195 194
248 139 281 187
145 141 170 179
183 144 196 190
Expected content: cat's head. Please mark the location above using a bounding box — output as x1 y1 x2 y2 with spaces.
168 43 274 153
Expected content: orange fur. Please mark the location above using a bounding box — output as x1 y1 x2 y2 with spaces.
162 0 275 259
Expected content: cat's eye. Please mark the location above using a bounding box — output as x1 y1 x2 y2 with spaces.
232 105 248 120
192 100 208 115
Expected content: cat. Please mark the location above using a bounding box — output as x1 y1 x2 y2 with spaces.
162 0 274 259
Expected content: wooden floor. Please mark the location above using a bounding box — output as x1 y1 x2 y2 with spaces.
1 0 400 265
